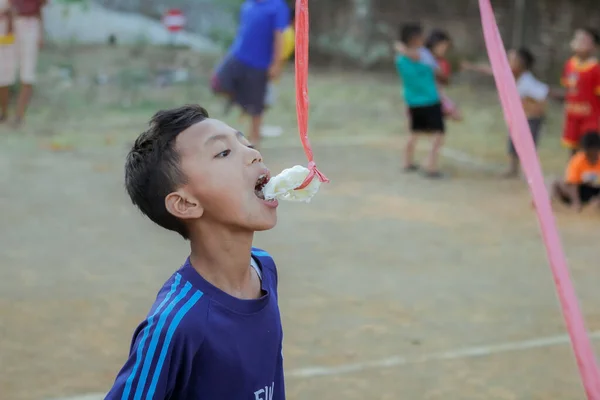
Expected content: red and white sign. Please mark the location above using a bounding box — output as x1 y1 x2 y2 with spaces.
163 9 185 33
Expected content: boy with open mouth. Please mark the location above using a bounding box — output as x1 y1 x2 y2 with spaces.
106 104 285 400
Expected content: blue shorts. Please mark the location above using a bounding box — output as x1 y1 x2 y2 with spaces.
211 55 268 116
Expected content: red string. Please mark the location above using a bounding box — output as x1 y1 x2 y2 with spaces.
294 0 329 190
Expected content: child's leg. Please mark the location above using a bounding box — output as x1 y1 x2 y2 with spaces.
234 64 268 147
423 103 445 177
0 86 9 121
0 44 17 121
404 106 421 170
550 179 565 201
504 138 519 178
250 114 262 145
425 133 444 175
404 133 419 170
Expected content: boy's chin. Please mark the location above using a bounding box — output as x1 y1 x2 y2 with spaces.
250 215 278 232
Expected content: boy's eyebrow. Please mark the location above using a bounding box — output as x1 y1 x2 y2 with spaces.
205 131 245 144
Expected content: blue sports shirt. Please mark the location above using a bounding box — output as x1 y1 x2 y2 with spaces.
229 0 290 70
105 248 285 400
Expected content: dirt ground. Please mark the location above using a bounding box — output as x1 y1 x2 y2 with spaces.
1 46 600 400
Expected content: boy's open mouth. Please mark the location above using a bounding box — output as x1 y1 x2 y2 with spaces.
254 174 269 200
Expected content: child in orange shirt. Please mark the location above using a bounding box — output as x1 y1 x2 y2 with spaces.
552 132 600 211
561 28 600 154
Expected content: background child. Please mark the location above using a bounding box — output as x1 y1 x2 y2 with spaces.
560 27 600 154
552 131 600 212
106 105 285 399
425 30 462 121
395 23 445 178
395 30 461 121
463 48 549 177
0 0 14 122
211 0 290 146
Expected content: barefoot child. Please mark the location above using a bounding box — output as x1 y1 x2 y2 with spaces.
560 27 600 154
552 131 600 212
463 48 549 177
106 105 285 399
395 23 445 178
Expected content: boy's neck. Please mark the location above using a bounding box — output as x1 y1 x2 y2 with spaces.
188 223 255 291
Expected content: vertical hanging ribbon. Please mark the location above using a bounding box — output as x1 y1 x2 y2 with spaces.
479 1 600 398
294 0 329 190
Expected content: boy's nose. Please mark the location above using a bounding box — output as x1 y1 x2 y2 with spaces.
248 147 263 164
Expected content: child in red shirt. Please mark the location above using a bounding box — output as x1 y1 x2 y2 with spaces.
561 27 600 154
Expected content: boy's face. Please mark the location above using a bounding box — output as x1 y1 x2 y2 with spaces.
167 119 278 233
507 50 523 74
585 148 600 163
432 40 450 58
571 30 596 56
410 33 424 48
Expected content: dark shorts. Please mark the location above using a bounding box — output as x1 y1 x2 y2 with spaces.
558 184 600 204
508 117 543 156
211 56 268 116
408 103 445 134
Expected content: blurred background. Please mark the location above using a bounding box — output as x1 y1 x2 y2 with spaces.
2 0 600 399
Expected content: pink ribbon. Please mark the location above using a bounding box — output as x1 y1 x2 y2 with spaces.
479 0 600 397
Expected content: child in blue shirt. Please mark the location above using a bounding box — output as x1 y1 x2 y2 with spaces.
211 0 290 147
106 105 284 400
395 23 445 178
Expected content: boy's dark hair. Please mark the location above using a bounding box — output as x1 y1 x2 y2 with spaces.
125 105 210 239
425 30 451 51
399 23 423 45
581 27 600 45
516 47 535 70
581 132 600 150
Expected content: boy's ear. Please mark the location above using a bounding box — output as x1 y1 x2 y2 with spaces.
165 190 204 220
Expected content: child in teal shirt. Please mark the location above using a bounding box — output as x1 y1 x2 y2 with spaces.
395 23 445 178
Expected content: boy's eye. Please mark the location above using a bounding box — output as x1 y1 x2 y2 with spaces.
215 149 231 158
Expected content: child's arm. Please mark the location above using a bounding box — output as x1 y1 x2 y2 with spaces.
268 2 291 80
105 321 197 400
548 87 566 101
394 41 421 61
461 61 494 76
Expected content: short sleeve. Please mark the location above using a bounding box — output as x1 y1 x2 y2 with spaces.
106 283 204 400
274 1 290 32
520 75 549 101
419 48 439 70
566 155 583 184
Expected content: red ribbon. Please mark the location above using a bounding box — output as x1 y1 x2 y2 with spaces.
294 0 329 190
